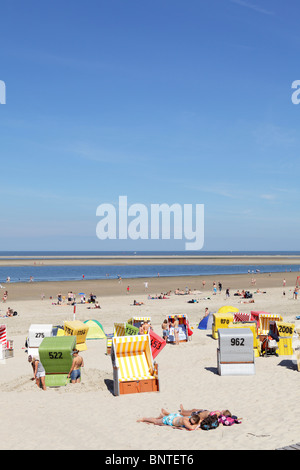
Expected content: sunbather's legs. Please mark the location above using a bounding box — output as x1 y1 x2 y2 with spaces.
137 417 164 425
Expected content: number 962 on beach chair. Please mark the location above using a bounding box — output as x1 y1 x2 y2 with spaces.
217 328 255 376
111 334 160 396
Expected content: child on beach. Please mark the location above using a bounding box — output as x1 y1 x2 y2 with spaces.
161 319 169 341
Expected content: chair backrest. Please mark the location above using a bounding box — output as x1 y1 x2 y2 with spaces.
113 335 153 380
28 324 53 347
127 317 151 328
114 322 139 337
39 336 76 374
229 322 259 349
64 321 89 350
258 314 283 335
0 325 6 348
233 313 251 323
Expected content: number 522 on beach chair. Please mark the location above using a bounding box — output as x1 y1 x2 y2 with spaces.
111 334 160 396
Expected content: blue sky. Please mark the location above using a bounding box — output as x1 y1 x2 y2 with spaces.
1 0 300 251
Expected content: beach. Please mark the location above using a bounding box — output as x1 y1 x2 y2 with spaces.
0 265 299 450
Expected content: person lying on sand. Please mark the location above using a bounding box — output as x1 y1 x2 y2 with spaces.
87 301 101 309
179 405 242 425
0 307 17 317
179 404 232 420
137 409 200 430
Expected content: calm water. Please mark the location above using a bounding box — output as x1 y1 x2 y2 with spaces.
0 251 299 283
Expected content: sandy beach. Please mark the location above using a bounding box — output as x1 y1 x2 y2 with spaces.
1 254 300 266
0 267 299 451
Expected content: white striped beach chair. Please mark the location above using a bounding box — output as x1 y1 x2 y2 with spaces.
111 334 159 396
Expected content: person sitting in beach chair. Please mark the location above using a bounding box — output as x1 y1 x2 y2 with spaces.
137 409 201 430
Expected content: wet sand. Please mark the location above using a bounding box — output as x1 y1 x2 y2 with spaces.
0 254 300 266
1 270 298 302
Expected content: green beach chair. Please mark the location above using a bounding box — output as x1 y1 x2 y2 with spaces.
39 336 76 387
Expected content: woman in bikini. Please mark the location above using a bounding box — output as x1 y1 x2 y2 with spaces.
137 409 200 430
179 404 232 419
171 316 180 345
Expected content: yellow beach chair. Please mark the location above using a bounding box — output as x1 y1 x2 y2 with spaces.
111 334 159 396
276 321 295 356
212 312 234 340
63 320 89 351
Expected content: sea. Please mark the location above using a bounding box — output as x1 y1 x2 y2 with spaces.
0 251 300 284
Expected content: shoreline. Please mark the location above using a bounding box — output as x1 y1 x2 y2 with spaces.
2 270 297 302
0 255 300 267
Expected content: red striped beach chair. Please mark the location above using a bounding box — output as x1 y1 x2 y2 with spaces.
0 325 7 350
233 313 252 323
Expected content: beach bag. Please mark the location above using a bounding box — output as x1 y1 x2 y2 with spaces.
200 415 219 431
218 415 242 426
268 338 277 348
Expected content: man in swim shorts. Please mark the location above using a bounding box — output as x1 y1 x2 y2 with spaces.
68 349 84 384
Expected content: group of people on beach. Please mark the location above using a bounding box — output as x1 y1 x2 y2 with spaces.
161 316 180 345
28 348 84 391
138 320 152 334
55 291 99 307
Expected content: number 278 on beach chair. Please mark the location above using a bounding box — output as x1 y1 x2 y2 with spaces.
111 334 160 396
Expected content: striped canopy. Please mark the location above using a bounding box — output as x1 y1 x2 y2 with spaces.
0 325 6 348
113 334 154 382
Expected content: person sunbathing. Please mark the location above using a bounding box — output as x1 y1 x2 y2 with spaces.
87 301 101 309
137 409 200 430
179 404 232 420
6 307 14 317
